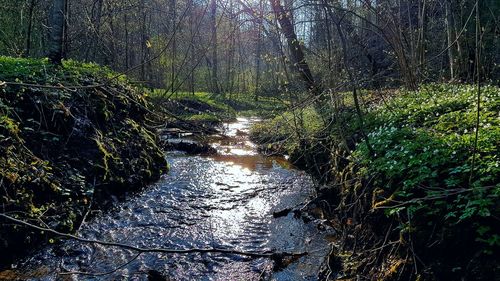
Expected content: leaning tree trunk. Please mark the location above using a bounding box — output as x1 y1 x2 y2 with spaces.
270 0 332 129
48 0 66 65
269 0 319 94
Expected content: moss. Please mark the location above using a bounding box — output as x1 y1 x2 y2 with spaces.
93 130 120 180
0 57 167 266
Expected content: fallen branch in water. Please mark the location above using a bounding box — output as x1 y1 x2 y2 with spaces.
0 213 307 260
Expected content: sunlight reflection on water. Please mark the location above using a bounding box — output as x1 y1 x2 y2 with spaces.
14 117 330 281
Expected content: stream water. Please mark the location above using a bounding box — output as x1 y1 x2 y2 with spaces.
12 118 331 281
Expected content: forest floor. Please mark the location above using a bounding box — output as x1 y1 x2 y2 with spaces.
249 84 500 280
1 56 498 280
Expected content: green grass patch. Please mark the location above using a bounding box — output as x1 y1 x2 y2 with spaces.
147 89 287 123
0 56 127 85
250 107 323 153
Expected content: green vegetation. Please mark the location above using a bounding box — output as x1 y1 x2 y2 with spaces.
147 90 287 124
250 107 324 154
357 84 499 227
0 57 167 264
0 56 127 83
250 84 500 279
1 0 499 277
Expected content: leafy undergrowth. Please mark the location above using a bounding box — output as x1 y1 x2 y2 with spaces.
250 84 500 280
0 56 167 265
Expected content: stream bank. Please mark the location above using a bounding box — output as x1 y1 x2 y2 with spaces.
249 84 500 280
0 57 167 266
6 117 333 280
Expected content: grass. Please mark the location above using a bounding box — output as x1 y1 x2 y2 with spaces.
146 89 288 123
0 56 127 85
250 107 324 152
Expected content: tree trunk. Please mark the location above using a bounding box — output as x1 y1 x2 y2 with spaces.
269 0 318 94
140 0 146 82
225 0 236 95
90 0 103 61
210 0 220 94
417 0 427 69
445 0 456 80
189 0 195 95
124 13 130 70
48 0 66 64
25 0 37 56
254 0 263 101
171 0 177 94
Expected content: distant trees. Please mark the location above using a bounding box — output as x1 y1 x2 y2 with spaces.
0 0 498 92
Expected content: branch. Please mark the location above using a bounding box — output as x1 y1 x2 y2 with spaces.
1 81 105 90
0 213 307 259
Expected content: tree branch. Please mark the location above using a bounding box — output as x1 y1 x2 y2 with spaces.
0 213 307 259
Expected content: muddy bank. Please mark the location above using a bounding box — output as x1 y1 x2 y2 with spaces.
0 57 167 266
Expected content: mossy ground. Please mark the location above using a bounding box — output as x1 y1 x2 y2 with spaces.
0 57 167 265
250 84 500 280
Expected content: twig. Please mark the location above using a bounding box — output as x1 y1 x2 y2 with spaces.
0 213 307 259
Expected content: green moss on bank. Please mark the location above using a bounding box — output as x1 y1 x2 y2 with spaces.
0 57 167 265
251 84 500 280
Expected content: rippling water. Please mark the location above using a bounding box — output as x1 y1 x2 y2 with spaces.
12 118 331 281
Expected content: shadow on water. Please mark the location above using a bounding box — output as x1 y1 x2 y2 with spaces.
5 117 332 281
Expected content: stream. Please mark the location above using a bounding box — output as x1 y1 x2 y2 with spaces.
12 117 332 281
